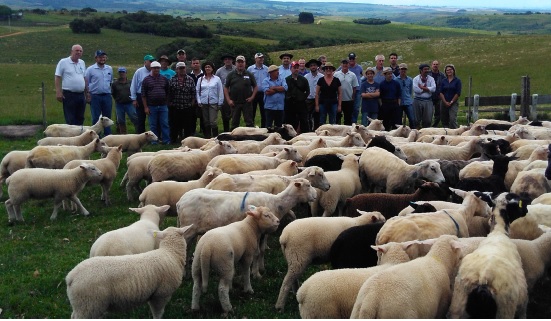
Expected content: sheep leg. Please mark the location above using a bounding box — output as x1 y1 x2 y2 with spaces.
251 235 268 279
5 199 19 223
446 280 469 318
275 259 310 311
148 295 170 319
515 300 528 319
100 183 111 206
240 255 254 294
218 276 233 315
51 200 62 220
191 276 202 311
69 195 90 216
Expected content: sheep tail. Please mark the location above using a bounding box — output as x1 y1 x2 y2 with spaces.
120 171 128 187
466 284 497 319
200 246 211 293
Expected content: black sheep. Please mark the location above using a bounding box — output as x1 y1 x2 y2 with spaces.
329 220 385 269
304 153 362 172
267 125 296 141
216 133 268 141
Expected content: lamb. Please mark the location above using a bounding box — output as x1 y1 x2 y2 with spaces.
359 146 445 193
138 166 224 221
0 150 30 198
230 126 268 136
228 132 286 154
261 138 327 163
319 132 366 148
508 143 545 160
148 140 237 182
460 124 487 136
63 145 123 205
375 188 492 245
384 124 411 138
191 205 280 315
365 135 408 160
66 225 191 319
37 129 99 146
343 181 448 219
101 131 158 156
417 125 469 139
121 155 154 201
44 116 114 137
315 123 358 136
350 234 464 319
531 192 551 205
267 124 298 140
274 211 386 311
303 153 360 172
365 118 385 131
510 168 551 200
25 138 109 169
447 192 528 319
5 163 102 224
310 154 362 217
297 241 413 319
216 133 269 141
180 136 215 149
89 205 170 257
245 160 299 176
473 116 529 128
207 147 301 174
126 146 192 163
509 139 550 152
304 146 367 163
399 137 483 164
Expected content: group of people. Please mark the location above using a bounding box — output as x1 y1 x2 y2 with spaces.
55 45 463 145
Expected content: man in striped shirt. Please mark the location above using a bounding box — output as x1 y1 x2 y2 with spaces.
141 61 170 144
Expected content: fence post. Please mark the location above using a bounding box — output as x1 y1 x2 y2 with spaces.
509 93 517 122
472 94 479 122
42 81 47 129
521 76 531 118
531 94 538 121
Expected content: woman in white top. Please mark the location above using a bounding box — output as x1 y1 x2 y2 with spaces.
196 61 224 138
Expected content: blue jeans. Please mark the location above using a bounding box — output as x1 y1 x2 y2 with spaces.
90 94 113 135
401 104 416 128
148 105 170 144
265 109 284 128
116 102 138 127
62 90 86 125
351 90 362 124
319 102 338 125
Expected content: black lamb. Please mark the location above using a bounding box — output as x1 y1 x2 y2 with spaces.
216 133 268 141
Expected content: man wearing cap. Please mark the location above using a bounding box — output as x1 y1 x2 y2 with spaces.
216 53 236 132
389 53 400 77
111 66 137 134
85 50 113 135
379 67 402 131
278 53 293 79
397 63 416 128
334 59 359 125
304 59 323 131
55 44 88 126
159 55 175 80
285 61 310 133
130 54 155 133
224 55 258 130
171 49 187 71
168 62 196 143
262 65 288 129
412 63 436 129
247 52 269 128
141 61 170 144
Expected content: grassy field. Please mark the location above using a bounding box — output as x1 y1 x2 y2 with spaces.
3 14 551 318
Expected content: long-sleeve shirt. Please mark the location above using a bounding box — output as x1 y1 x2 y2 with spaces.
285 74 310 103
130 66 151 100
247 64 269 89
439 76 462 102
412 74 436 100
398 76 413 106
262 76 288 111
141 74 169 106
167 74 196 109
196 75 224 106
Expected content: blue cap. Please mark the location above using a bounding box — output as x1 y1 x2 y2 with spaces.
95 50 107 57
118 67 127 73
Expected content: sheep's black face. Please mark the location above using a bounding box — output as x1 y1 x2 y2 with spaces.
474 191 494 207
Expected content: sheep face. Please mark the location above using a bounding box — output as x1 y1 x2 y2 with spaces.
416 160 445 184
218 140 238 155
144 131 159 143
307 167 331 191
99 116 115 128
247 205 280 233
293 179 317 203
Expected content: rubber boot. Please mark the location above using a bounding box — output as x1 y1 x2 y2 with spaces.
212 126 219 138
203 126 212 139
118 123 127 135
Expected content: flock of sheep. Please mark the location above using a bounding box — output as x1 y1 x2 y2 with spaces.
2 114 551 318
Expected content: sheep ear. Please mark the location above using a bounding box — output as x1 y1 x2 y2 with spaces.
246 205 258 216
117 145 123 151
294 181 303 188
451 240 465 251
158 205 170 213
371 245 387 254
129 207 142 214
356 209 366 215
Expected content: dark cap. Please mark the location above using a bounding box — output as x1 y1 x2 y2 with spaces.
177 49 186 54
348 52 356 59
95 50 107 57
221 53 235 60
341 59 349 64
419 63 430 70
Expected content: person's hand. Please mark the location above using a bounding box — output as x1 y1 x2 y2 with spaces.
228 99 235 107
144 106 150 115
85 93 91 103
337 105 342 113
246 96 253 103
132 100 138 108
56 92 63 102
315 105 319 112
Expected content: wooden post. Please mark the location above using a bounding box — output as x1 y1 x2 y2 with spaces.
42 81 47 128
472 94 479 122
509 93 517 122
521 76 531 118
467 76 472 124
531 94 538 121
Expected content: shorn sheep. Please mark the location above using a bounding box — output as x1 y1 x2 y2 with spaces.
101 131 158 156
66 225 192 319
275 211 386 311
37 129 99 146
0 150 30 198
89 205 170 257
25 138 108 169
191 206 280 315
44 116 114 137
5 163 102 224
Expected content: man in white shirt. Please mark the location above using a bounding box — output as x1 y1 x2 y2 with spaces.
304 59 322 131
412 63 436 129
334 59 359 125
55 44 87 125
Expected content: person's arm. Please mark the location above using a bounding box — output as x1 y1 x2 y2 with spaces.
224 86 233 107
141 80 149 115
315 85 321 112
55 75 63 102
337 85 342 113
428 77 437 93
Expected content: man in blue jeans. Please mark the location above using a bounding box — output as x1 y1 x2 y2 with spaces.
111 67 137 134
141 61 170 144
85 50 113 136
54 44 87 125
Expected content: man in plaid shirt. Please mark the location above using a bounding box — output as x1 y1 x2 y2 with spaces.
168 62 197 143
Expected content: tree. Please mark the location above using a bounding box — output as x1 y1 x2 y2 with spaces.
298 12 314 24
0 5 12 18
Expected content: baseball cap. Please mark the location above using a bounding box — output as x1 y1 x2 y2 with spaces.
399 63 408 70
95 50 107 57
150 61 161 68
236 55 246 62
117 67 127 73
176 62 186 69
255 52 264 58
144 54 155 61
348 52 356 59
177 49 186 54
291 61 300 68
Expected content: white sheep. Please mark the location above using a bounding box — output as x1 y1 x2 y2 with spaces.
399 137 483 164
359 146 445 193
191 205 280 315
473 116 529 128
44 116 114 137
148 140 237 182
138 166 224 222
447 193 528 319
121 155 155 201
417 125 469 139
5 163 102 224
63 145 123 205
261 138 327 163
25 138 108 169
230 126 268 135
66 225 192 319
181 136 215 149
510 139 550 152
531 192 551 205
89 205 170 257
315 123 357 136
510 168 551 200
245 159 299 176
37 129 99 146
310 153 361 217
275 210 386 311
0 150 30 198
304 146 367 161
350 235 464 319
207 148 301 174
126 146 192 163
101 131 158 156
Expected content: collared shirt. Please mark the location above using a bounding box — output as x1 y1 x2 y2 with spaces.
215 65 236 86
338 64 363 89
413 74 436 100
279 65 292 79
225 69 257 103
431 70 446 100
334 70 359 101
379 78 402 101
398 76 413 106
390 65 400 77
141 74 169 106
196 75 224 106
374 67 397 84
130 66 151 100
304 71 323 99
160 68 176 80
247 64 269 88
262 76 288 111
439 76 462 102
298 69 309 76
188 71 204 85
111 78 132 104
55 56 86 92
85 63 113 95
168 74 196 109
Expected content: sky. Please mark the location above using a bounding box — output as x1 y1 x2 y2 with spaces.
270 0 551 10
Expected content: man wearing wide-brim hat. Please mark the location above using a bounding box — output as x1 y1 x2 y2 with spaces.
262 65 288 129
279 53 293 79
215 53 237 131
304 58 323 131
305 59 321 68
158 55 175 80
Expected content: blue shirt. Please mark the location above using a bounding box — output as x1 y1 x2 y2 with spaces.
85 63 113 95
262 76 288 111
160 68 176 80
279 65 292 79
379 79 402 101
130 66 151 100
439 76 462 102
247 64 269 88
360 81 380 113
398 76 413 106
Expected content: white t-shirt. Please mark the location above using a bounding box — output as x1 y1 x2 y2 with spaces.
55 57 86 92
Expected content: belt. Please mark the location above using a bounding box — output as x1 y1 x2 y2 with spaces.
62 90 84 94
92 93 111 96
382 99 398 103
414 97 431 101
